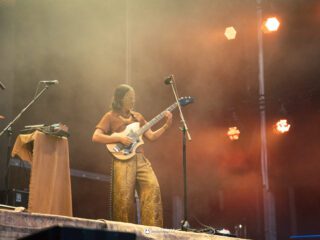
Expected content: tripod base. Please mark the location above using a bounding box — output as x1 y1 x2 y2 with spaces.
181 219 191 231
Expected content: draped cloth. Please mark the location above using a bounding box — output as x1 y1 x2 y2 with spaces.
11 130 73 216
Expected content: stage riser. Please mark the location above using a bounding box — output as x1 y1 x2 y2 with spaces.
0 225 34 240
0 209 248 240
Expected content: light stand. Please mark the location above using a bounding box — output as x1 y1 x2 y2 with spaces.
256 1 277 239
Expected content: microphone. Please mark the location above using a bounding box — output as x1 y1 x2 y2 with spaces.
164 75 173 85
40 80 59 85
0 81 5 90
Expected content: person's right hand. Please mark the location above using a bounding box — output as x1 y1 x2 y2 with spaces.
120 136 133 146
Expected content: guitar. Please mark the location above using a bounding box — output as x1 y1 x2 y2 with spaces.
106 96 193 160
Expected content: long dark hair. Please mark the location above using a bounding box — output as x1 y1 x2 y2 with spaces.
111 84 133 112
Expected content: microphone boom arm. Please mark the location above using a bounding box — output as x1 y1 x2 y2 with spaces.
169 75 191 140
0 85 50 136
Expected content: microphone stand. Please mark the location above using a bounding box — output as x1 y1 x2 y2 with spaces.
0 83 52 203
0 84 50 137
167 75 192 231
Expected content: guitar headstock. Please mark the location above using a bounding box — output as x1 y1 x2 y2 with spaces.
178 96 194 106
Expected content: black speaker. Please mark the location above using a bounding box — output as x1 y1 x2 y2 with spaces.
0 189 29 208
8 189 29 207
7 158 31 190
19 226 136 240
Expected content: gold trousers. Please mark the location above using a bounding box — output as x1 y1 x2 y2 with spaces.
111 153 163 227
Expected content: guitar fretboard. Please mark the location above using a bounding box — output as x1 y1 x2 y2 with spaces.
136 102 178 136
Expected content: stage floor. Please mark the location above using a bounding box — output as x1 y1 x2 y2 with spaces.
0 208 248 240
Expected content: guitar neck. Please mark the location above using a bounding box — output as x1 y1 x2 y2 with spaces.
137 102 178 136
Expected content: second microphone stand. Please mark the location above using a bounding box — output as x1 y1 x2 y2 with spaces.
181 124 190 230
167 75 192 230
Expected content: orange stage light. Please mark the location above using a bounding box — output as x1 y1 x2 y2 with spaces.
227 126 240 140
275 119 291 134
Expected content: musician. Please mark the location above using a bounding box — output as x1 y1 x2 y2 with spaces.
92 84 172 227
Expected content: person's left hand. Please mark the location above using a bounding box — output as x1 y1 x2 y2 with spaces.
164 111 172 128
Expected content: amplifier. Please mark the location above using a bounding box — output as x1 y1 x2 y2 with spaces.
7 159 30 190
4 189 29 208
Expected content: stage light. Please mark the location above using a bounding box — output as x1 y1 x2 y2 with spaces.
275 119 291 134
227 126 240 141
263 17 280 32
224 26 237 40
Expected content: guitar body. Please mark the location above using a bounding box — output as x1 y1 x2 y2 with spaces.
106 122 144 161
105 96 193 161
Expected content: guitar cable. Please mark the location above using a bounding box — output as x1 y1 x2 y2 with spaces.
108 159 114 220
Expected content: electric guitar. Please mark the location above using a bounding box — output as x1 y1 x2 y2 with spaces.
106 96 193 160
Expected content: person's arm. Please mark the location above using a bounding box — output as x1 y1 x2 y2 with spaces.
92 129 132 146
144 111 172 141
92 113 132 145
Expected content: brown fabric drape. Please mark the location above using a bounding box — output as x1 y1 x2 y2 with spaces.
11 131 73 216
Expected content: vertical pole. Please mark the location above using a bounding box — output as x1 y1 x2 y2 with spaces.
181 125 190 230
256 0 277 239
0 1 15 192
288 186 297 235
182 127 188 224
125 0 131 85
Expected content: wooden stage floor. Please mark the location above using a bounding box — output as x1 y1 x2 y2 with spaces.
0 208 248 240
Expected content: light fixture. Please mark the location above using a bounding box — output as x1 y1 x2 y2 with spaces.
227 110 240 140
275 119 291 134
227 126 240 141
274 103 291 134
224 26 237 40
263 17 280 32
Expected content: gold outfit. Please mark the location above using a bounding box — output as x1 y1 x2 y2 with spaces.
96 111 163 227
112 153 163 227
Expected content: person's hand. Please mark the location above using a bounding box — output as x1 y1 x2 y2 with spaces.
163 111 172 129
120 136 133 146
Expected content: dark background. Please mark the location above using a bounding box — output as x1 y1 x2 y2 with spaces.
0 0 320 239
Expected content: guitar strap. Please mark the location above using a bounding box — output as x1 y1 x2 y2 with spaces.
130 112 145 127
